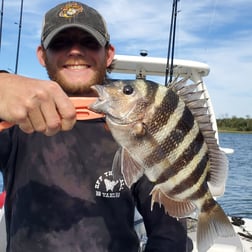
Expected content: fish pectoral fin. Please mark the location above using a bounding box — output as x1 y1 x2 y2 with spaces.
150 186 196 217
121 148 145 187
197 201 236 252
112 148 125 180
112 147 144 188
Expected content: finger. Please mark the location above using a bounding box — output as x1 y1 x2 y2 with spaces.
18 118 35 134
53 94 76 131
39 100 63 136
16 103 61 136
27 107 47 133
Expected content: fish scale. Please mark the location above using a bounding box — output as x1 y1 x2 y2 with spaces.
156 132 206 185
149 88 179 133
171 152 209 198
90 78 236 252
150 99 186 154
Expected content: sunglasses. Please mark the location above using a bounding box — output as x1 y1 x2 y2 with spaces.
48 35 102 51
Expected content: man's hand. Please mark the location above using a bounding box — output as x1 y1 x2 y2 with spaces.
0 73 76 136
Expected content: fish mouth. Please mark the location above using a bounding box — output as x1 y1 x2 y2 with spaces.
89 85 138 125
89 85 121 123
89 85 109 113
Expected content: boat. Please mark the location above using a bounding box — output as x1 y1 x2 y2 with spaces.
0 54 252 252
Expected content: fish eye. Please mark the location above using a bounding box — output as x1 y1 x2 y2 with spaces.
123 85 134 95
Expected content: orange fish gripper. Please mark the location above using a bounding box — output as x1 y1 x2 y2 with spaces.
0 97 103 131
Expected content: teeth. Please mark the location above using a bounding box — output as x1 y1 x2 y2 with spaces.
66 65 88 70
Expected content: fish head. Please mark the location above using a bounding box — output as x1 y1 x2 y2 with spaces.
90 79 153 126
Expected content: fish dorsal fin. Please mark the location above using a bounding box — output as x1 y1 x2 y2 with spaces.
170 77 229 196
112 147 144 188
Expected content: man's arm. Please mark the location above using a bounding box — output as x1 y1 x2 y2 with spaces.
0 72 76 136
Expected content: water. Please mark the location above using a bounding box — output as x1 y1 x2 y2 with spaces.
0 133 251 219
217 132 252 219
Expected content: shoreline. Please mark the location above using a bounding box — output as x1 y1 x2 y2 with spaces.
218 130 252 134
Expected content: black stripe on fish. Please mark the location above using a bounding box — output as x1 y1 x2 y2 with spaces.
147 81 160 105
132 81 158 112
169 153 209 197
168 106 195 143
201 197 216 213
145 106 195 167
148 88 179 135
156 131 205 184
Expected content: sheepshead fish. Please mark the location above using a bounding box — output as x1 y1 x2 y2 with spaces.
90 78 236 252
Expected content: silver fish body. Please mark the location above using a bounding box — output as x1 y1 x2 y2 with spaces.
90 79 236 252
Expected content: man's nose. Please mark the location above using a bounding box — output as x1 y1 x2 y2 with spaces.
68 43 86 56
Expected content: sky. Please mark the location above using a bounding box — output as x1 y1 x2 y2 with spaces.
0 0 251 118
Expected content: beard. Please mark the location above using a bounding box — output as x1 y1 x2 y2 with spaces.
44 56 107 96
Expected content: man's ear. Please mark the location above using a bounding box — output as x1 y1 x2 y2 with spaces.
36 45 46 67
106 44 115 67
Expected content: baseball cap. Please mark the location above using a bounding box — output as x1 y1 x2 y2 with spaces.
41 1 110 49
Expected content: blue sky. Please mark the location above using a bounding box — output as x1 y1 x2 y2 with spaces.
0 0 251 118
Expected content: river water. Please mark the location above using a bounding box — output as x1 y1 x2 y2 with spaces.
217 132 252 219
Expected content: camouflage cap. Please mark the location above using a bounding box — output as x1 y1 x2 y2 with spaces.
41 1 110 49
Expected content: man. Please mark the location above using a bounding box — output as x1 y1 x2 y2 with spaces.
0 2 187 251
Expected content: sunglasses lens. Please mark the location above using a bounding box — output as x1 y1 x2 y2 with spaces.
48 34 102 51
48 38 73 51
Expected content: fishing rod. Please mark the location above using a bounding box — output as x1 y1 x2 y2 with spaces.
165 0 179 86
0 0 4 52
15 0 24 74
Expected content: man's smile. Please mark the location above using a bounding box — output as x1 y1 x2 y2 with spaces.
64 64 91 70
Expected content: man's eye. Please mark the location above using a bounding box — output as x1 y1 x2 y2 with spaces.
80 38 101 50
48 37 101 51
48 38 71 50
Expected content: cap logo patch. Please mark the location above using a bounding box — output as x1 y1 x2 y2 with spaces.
59 2 83 18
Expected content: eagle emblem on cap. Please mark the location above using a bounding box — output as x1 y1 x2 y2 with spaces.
59 2 83 18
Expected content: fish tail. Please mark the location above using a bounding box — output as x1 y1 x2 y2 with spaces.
197 201 236 252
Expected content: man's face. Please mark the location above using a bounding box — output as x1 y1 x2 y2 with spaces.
37 28 114 96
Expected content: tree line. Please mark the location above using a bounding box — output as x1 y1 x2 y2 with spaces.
217 117 252 132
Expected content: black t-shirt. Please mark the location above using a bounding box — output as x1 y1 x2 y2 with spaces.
0 120 187 252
